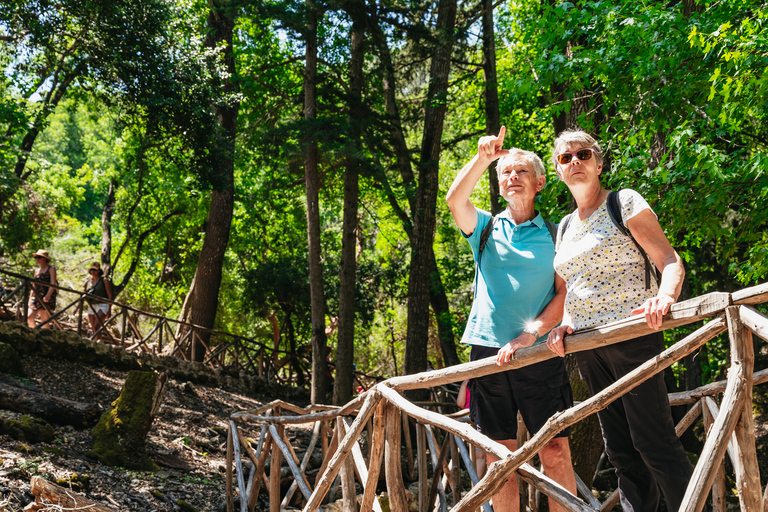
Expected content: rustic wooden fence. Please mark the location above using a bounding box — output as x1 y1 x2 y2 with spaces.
225 283 768 512
1 267 368 386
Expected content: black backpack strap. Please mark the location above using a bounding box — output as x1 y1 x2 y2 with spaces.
544 219 557 245
478 214 496 256
556 212 574 248
606 190 660 289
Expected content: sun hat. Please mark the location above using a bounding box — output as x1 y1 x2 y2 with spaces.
33 249 50 261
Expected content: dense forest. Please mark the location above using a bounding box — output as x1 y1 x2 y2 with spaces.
1 0 767 404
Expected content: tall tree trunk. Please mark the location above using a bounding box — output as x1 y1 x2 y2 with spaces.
481 0 503 215
369 18 460 369
334 3 365 406
304 0 329 404
187 1 239 361
404 0 458 383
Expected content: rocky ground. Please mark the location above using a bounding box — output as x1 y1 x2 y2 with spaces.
0 354 295 512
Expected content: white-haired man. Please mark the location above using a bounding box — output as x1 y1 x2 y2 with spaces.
446 127 576 512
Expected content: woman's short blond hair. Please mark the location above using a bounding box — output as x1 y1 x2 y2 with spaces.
497 148 546 180
552 130 604 168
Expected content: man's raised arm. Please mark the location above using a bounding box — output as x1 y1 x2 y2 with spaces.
446 126 509 235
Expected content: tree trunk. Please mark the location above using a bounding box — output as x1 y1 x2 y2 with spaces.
186 1 240 362
304 0 329 404
404 0 458 384
481 0 503 215
91 371 168 470
334 2 365 406
0 382 102 428
369 18 460 369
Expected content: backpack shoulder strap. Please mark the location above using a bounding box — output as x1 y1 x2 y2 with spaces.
544 219 557 245
478 214 496 255
556 212 574 247
606 190 629 236
606 189 660 288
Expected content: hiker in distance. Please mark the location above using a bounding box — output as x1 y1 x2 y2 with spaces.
546 129 693 512
446 126 577 512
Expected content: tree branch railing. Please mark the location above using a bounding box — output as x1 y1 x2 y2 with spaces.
224 283 768 512
0 268 299 380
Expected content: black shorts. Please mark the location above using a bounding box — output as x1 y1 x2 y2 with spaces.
469 345 573 441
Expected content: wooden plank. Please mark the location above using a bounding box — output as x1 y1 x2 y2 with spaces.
425 425 448 512
732 282 768 306
702 397 726 512
269 423 283 512
230 421 248 512
517 464 595 512
226 426 234 512
426 429 451 512
452 436 493 512
383 400 409 512
740 305 768 342
680 324 749 512
450 436 461 507
302 391 380 512
232 394 365 425
573 471 601 510
281 420 321 508
669 368 768 405
402 412 416 481
248 431 272 510
269 425 315 503
416 423 428 512
388 293 732 392
343 417 383 512
336 419 358 512
360 401 386 512
725 307 763 512
675 400 702 436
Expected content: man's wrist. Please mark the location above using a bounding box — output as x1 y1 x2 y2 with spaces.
522 325 539 339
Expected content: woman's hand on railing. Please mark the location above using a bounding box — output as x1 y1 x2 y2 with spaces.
546 325 573 358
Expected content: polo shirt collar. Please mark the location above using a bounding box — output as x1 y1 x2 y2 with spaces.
498 208 545 229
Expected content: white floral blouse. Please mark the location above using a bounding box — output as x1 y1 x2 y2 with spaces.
554 189 659 330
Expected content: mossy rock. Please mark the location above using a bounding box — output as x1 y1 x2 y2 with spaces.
13 443 35 454
55 472 91 492
0 416 54 443
151 489 164 500
0 342 25 376
176 499 199 512
91 370 167 471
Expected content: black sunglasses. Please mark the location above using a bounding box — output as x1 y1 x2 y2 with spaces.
557 148 595 165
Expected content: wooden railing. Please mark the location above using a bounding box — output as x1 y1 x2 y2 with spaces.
0 268 304 382
224 282 768 512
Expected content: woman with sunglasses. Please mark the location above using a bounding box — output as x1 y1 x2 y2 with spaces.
545 130 692 512
84 262 113 342
27 249 58 329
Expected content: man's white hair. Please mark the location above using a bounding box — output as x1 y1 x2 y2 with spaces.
497 148 545 179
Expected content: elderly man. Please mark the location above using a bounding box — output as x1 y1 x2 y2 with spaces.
446 127 576 512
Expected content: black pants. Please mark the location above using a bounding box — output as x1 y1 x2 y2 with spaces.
575 332 694 512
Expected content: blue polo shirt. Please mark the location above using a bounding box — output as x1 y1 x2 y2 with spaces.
460 208 556 348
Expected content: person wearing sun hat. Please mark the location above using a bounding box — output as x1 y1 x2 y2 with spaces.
27 249 58 329
83 261 113 342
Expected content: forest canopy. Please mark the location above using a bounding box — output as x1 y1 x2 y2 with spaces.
1 0 767 402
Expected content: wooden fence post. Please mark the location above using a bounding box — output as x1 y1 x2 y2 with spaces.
384 401 408 512
702 397 726 512
726 306 763 512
